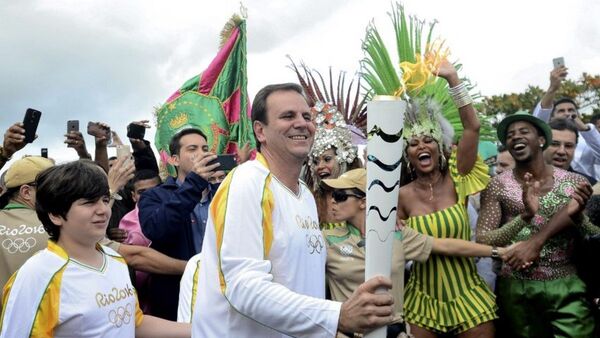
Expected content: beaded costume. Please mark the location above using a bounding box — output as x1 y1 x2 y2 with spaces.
477 168 600 337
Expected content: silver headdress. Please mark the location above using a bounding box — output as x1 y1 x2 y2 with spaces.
288 57 366 190
309 101 358 170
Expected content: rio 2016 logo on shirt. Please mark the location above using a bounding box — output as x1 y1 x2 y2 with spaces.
2 237 37 254
295 215 319 231
96 284 136 308
0 224 45 236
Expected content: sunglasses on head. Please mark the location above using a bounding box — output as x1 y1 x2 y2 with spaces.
332 189 365 203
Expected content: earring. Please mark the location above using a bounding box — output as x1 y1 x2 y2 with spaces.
540 144 544 148
406 161 415 180
439 153 447 171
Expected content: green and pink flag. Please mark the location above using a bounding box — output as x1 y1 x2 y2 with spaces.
154 13 255 176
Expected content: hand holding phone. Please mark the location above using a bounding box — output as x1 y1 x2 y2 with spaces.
191 153 228 182
127 123 146 140
23 108 42 144
2 122 28 157
87 122 112 145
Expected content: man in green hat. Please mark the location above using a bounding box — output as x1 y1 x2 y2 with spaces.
476 112 599 337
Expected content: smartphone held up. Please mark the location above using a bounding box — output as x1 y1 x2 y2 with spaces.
553 57 565 69
126 123 146 140
207 154 237 172
23 108 42 144
116 144 134 167
67 120 79 133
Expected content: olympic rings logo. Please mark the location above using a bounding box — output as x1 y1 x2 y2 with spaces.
1 237 37 254
306 234 324 254
108 303 132 327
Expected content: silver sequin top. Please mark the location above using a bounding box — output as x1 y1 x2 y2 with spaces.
477 168 600 280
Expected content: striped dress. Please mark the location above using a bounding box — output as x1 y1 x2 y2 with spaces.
404 151 497 333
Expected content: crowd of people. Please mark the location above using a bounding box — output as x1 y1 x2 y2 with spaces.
0 60 599 338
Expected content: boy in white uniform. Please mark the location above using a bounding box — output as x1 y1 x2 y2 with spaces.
0 160 190 338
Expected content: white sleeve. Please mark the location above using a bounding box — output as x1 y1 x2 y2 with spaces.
177 254 201 323
1 253 65 337
574 125 600 180
532 101 552 122
579 125 600 159
217 172 341 338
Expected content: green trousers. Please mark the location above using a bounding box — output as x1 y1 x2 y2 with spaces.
496 275 596 338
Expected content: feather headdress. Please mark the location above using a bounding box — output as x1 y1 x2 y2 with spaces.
360 2 494 147
288 58 366 190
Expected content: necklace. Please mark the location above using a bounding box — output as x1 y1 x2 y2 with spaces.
415 173 443 201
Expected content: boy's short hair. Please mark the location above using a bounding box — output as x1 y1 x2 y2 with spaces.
35 160 110 240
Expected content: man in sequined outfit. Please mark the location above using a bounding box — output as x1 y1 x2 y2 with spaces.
476 112 599 337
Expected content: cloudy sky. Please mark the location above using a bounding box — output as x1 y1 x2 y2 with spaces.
1 0 599 171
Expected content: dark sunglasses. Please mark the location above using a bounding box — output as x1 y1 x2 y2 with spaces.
332 190 365 203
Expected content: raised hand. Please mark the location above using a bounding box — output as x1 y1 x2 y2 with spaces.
567 181 593 220
3 122 27 157
434 58 458 80
128 120 151 150
549 66 568 92
64 130 91 159
88 122 112 145
522 173 540 222
192 152 225 183
111 131 124 147
108 155 135 193
130 120 151 129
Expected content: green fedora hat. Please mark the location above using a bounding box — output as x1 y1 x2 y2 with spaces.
497 111 553 150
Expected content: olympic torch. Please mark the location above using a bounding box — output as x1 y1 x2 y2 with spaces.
365 96 406 338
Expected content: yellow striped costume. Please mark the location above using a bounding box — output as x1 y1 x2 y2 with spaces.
191 154 341 338
405 151 497 333
1 240 143 337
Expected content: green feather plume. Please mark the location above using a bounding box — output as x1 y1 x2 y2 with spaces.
360 2 495 141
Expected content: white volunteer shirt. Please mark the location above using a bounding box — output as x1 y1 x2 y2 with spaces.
191 155 341 338
1 240 143 337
